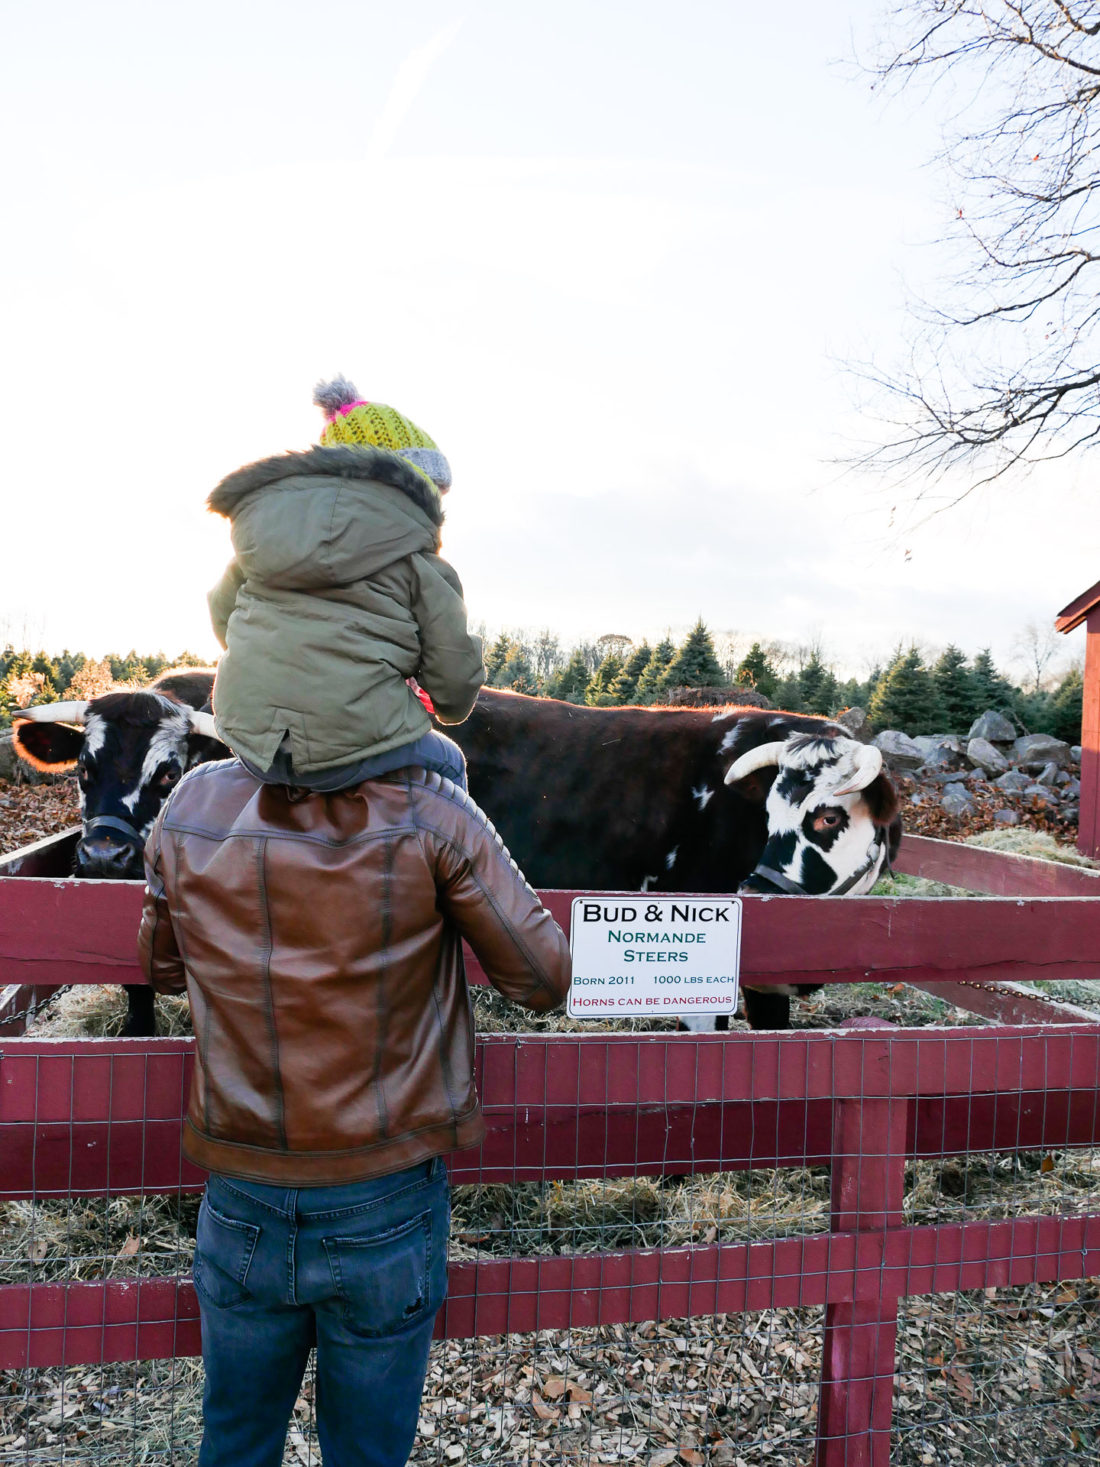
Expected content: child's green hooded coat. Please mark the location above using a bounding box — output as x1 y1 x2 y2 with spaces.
206 445 485 774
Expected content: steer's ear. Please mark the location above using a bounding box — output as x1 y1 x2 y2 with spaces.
185 731 226 769
724 767 777 806
862 773 900 827
11 719 84 773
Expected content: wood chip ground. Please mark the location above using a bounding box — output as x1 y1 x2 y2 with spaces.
3 786 1099 1463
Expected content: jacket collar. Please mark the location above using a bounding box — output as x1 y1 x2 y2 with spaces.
207 445 444 527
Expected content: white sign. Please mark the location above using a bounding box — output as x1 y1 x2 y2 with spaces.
567 896 742 1019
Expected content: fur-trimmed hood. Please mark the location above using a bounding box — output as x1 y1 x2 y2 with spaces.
208 445 444 528
208 445 445 591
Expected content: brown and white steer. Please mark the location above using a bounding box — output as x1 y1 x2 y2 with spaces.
12 668 227 1035
443 689 902 1030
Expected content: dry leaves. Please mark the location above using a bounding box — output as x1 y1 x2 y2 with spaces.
892 771 1078 842
542 1376 593 1405
0 776 80 858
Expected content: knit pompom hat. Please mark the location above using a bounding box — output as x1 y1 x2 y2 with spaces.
313 375 451 492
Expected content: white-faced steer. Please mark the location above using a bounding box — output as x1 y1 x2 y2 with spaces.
442 690 901 1030
12 669 226 1035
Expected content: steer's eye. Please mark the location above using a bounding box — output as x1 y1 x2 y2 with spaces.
156 765 181 788
813 810 843 832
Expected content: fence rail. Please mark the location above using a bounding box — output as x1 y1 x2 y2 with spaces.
5 838 1100 995
5 1029 1100 1198
3 833 1100 1464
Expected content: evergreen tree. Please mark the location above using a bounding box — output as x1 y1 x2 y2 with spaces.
484 633 516 687
932 645 975 733
1014 687 1054 734
735 642 778 699
661 620 724 691
585 653 626 707
798 651 838 716
1049 668 1084 746
548 648 591 704
55 649 87 691
31 651 63 694
497 648 534 692
968 648 1017 720
634 638 676 704
835 675 874 712
772 673 804 712
611 642 652 704
1 648 33 683
869 647 944 735
107 649 146 684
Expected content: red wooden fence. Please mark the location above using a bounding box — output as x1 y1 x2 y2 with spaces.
3 832 1100 1466
1056 579 1100 858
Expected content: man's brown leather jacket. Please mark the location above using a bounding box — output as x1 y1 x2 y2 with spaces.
138 761 571 1184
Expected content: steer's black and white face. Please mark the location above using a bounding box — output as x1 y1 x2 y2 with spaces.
13 691 218 879
728 733 899 897
671 730 903 1033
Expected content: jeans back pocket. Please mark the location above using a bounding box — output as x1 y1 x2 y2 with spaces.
324 1209 441 1338
193 1198 261 1310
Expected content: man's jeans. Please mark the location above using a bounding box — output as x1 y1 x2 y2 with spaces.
194 1159 449 1467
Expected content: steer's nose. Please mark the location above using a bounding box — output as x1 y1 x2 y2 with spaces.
76 835 142 878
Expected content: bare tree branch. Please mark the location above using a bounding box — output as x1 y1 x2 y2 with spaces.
855 1 1100 496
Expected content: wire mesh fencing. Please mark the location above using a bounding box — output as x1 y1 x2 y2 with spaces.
4 830 1100 1463
3 1014 1100 1467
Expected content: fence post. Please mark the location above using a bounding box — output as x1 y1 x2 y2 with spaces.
815 1020 909 1467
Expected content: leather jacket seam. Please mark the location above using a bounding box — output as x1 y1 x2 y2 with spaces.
408 784 469 1125
143 836 171 990
161 820 419 849
171 833 213 1136
185 1107 479 1157
369 834 395 1139
256 837 288 1149
428 955 462 1122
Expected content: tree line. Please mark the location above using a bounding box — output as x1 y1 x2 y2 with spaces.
0 623 1084 745
474 620 1083 744
0 648 207 729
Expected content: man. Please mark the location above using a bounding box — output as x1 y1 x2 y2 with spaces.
138 760 572 1467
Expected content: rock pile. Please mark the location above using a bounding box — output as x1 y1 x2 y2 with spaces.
865 711 1082 836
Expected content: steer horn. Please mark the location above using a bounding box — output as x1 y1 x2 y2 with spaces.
188 710 220 740
16 701 219 741
13 702 90 724
724 741 784 785
832 744 883 797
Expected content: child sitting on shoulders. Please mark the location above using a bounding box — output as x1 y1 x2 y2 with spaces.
206 375 484 792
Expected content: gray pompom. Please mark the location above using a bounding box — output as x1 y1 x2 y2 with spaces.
312 374 362 418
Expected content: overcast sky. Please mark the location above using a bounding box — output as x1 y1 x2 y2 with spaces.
2 0 1094 680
